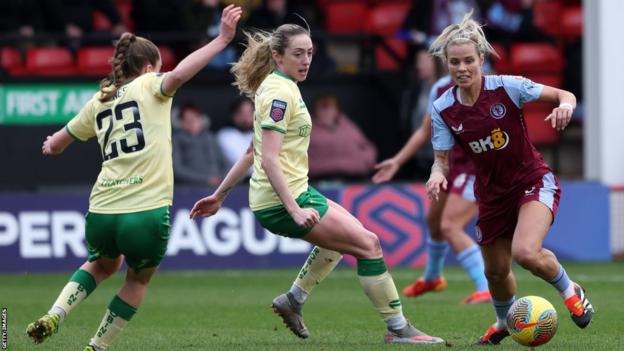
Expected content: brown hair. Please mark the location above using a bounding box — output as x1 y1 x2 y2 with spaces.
99 33 161 101
231 24 310 98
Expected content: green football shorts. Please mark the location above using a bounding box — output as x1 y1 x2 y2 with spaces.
253 186 329 238
85 206 171 272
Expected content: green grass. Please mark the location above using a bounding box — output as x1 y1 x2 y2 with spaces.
2 262 623 350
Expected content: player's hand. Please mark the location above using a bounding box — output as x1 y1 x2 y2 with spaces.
545 105 573 131
290 207 320 229
190 194 223 219
42 135 57 156
426 171 448 201
372 158 400 184
218 4 242 44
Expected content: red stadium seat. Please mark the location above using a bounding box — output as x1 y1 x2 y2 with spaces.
78 47 115 76
490 42 509 74
325 2 368 33
365 3 410 35
561 6 582 39
375 38 407 71
158 46 177 72
523 102 560 145
1 47 23 72
24 47 77 76
509 43 564 73
93 10 113 31
533 0 562 36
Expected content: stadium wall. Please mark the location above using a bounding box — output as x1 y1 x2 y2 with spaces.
0 182 611 273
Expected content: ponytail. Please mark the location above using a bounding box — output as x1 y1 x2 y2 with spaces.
231 31 275 99
99 32 160 102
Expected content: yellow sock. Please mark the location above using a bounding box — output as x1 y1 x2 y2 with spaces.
50 269 96 320
294 246 342 293
357 258 402 319
89 295 136 350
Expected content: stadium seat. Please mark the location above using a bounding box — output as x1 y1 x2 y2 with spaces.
375 38 407 71
523 102 560 145
509 43 564 73
1 47 23 72
78 47 115 76
490 42 509 74
93 10 113 31
533 0 562 36
325 2 368 33
365 3 411 35
24 47 77 76
561 6 582 39
158 46 177 72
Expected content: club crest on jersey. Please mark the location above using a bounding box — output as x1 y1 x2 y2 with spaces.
451 123 464 134
270 99 287 122
490 103 506 119
468 128 510 153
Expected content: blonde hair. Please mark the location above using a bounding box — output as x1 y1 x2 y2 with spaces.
231 24 310 98
429 11 498 61
99 33 160 102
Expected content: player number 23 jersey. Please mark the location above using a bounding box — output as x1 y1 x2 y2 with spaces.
65 72 175 213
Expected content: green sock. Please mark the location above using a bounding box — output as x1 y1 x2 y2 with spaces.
50 269 97 321
89 295 136 350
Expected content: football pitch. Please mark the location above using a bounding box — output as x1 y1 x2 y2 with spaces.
2 262 622 350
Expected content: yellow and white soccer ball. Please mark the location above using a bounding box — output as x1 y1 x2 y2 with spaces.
506 296 558 347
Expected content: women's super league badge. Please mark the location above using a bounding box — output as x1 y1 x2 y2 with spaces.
270 99 287 122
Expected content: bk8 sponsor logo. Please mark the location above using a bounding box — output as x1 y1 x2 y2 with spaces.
468 128 509 154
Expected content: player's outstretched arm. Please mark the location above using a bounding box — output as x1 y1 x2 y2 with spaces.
426 150 449 201
372 113 432 183
539 85 576 131
161 4 242 95
190 144 253 219
42 128 74 156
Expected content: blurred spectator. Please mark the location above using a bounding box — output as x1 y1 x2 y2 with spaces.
399 0 482 61
217 97 254 171
0 0 43 50
399 47 446 173
245 0 288 30
308 38 336 78
308 94 377 181
173 103 228 186
481 0 553 45
180 0 236 70
133 0 181 32
41 0 126 41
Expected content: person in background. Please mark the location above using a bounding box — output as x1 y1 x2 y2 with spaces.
217 97 254 171
308 93 377 181
173 102 229 186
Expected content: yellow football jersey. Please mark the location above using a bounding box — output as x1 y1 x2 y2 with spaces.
66 72 175 213
249 70 312 211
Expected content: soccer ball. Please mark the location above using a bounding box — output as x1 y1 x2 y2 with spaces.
506 296 558 347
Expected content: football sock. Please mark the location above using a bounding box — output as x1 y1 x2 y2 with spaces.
424 239 449 282
49 269 97 322
549 264 575 299
493 297 515 329
89 295 136 350
357 258 405 329
291 246 342 304
457 244 489 292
